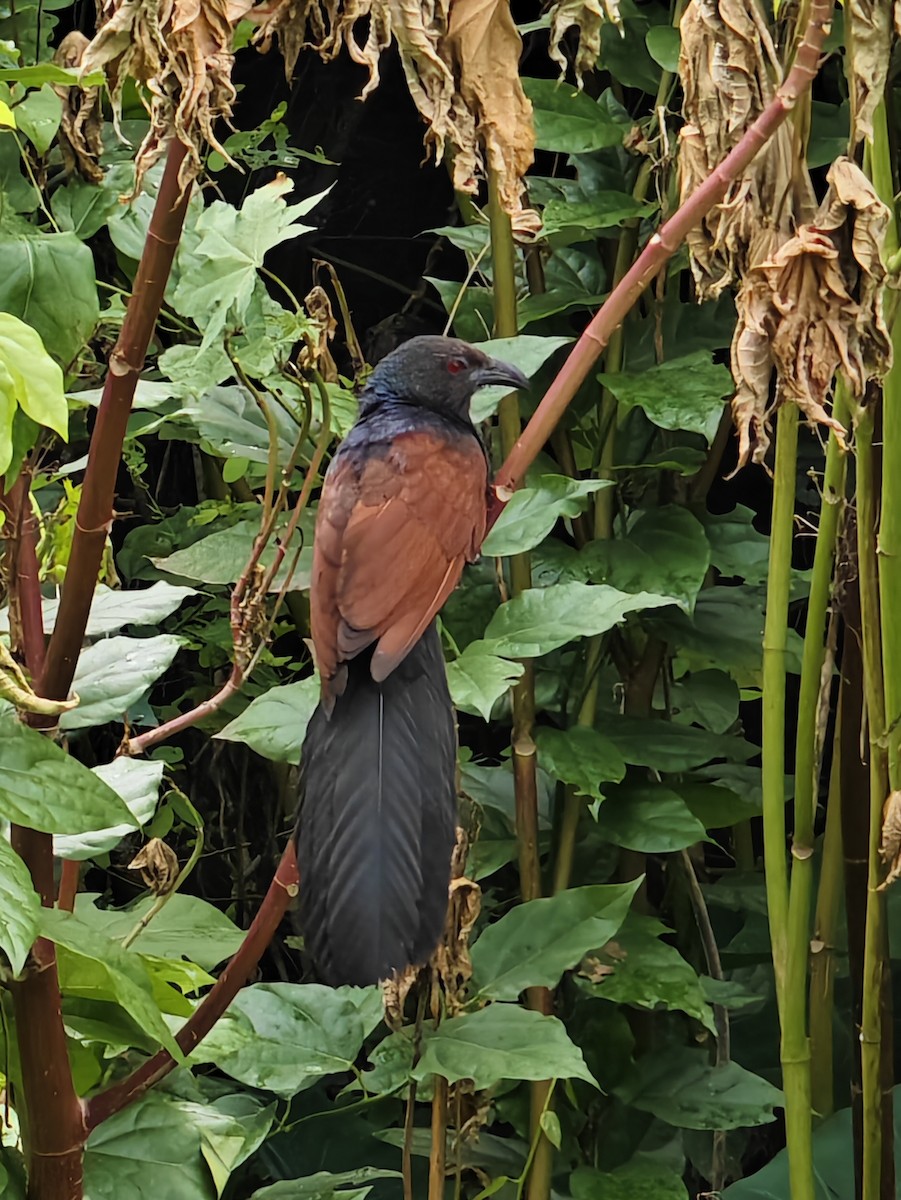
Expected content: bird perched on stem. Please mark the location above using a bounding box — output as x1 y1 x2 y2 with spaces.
296 335 529 986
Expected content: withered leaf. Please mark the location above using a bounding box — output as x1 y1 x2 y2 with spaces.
53 32 105 183
846 1 894 145
129 837 180 895
547 0 622 88
880 789 901 890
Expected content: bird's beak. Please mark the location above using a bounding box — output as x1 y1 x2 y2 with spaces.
473 357 531 392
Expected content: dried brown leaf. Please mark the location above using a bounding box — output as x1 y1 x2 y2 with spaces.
128 837 179 894
302 285 339 381
847 1 894 144
547 0 622 87
879 790 901 890
81 0 255 191
53 32 105 183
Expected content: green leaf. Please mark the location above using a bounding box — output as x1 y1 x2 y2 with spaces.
604 716 752 771
0 312 67 471
645 25 681 71
72 893 243 971
470 335 572 421
54 759 163 861
42 909 181 1059
577 914 716 1032
413 1005 596 1089
13 84 61 153
540 1110 562 1150
446 641 523 721
61 634 183 731
677 781 760 828
482 475 611 557
534 726 626 799
483 582 676 658
615 1047 782 1130
0 835 40 974
215 677 320 764
670 669 740 734
152 518 311 591
596 783 709 853
522 78 625 153
699 506 771 586
542 193 657 239
0 228 99 365
0 135 37 212
50 176 122 239
169 383 303 468
599 351 734 444
250 1169 402 1199
0 97 14 127
471 882 639 1000
193 982 383 1098
0 714 134 832
571 1160 689 1200
0 64 105 86
41 582 196 638
581 507 710 613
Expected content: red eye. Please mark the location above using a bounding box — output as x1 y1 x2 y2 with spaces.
447 357 466 374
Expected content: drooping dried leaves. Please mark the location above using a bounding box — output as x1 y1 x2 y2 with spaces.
547 0 621 87
53 32 105 183
80 0 255 191
846 0 894 144
255 0 536 222
129 837 180 894
880 790 901 890
679 1 893 468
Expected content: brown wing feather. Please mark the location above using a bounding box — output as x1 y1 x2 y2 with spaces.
310 430 486 700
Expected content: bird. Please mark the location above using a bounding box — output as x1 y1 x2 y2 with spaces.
295 335 529 987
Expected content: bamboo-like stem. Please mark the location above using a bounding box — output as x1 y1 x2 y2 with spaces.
487 167 554 1200
854 403 889 1200
809 714 844 1120
428 1078 448 1200
761 402 815 1199
488 0 836 523
0 474 46 678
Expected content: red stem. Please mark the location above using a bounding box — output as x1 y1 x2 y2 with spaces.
0 474 46 678
84 840 299 1129
57 860 80 913
488 0 835 524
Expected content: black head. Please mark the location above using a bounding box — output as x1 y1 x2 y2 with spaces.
360 335 530 423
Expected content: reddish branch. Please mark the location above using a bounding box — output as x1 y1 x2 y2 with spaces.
488 0 836 524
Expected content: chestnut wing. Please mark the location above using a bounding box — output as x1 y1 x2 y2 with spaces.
311 429 487 697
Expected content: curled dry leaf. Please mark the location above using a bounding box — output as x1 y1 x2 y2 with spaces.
53 32 104 183
880 790 901 890
81 0 256 192
431 826 481 1014
678 0 806 299
732 158 891 468
255 0 536 222
0 642 78 716
846 1 894 144
548 0 622 86
129 837 180 895
301 286 339 382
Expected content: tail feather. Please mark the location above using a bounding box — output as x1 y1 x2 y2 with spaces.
295 623 456 985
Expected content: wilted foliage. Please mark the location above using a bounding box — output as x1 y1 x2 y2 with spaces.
846 0 896 144
547 0 622 86
53 32 105 182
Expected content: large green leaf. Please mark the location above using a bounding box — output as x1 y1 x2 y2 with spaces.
54 758 163 861
599 351 734 444
413 1005 596 1089
192 982 383 1097
699 506 771 587
616 1047 782 1130
0 836 40 974
541 193 657 239
571 1160 689 1200
0 227 99 365
13 84 62 153
597 783 709 853
251 1170 402 1199
534 726 626 799
72 893 243 971
522 79 625 153
0 715 133 833
483 583 676 658
470 882 639 1000
84 1090 274 1200
42 909 181 1059
215 677 320 764
0 311 66 472
42 583 196 638
152 518 311 591
577 914 715 1032
483 475 611 557
581 507 710 613
446 641 523 722
61 634 183 731
470 335 572 421
169 383 303 468
603 716 752 771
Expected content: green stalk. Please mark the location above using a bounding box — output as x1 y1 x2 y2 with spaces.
761 402 815 1199
787 390 848 1121
487 170 553 1200
853 404 888 1200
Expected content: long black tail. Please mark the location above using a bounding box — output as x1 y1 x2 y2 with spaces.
295 623 457 986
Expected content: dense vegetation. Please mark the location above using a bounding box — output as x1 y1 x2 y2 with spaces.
0 0 897 1198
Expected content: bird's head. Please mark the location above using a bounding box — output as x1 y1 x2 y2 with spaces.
359 335 530 424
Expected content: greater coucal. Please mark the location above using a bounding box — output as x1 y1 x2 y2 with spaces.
295 335 529 986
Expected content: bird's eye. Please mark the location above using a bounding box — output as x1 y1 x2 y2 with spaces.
447 357 467 375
